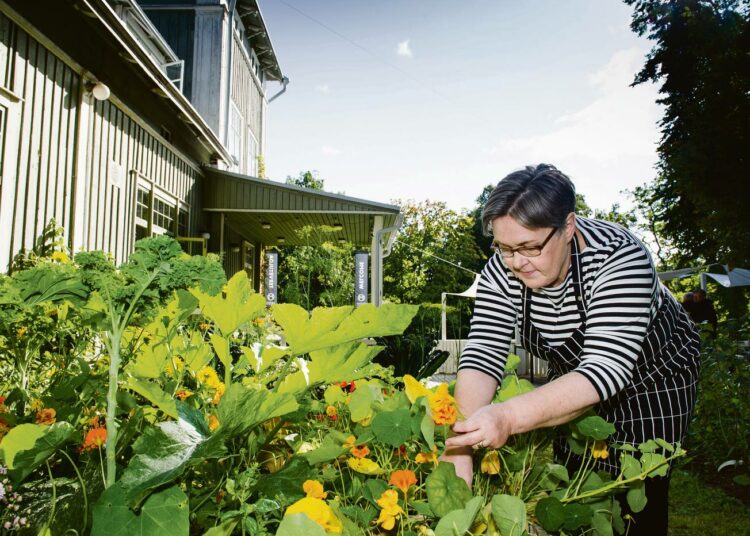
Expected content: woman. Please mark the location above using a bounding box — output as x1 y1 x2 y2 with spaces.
443 164 700 535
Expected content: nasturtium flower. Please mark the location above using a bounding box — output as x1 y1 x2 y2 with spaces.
376 489 404 530
35 408 56 426
350 444 370 458
480 450 501 475
404 374 432 404
415 446 439 466
30 399 44 412
389 469 417 496
197 366 222 389
342 435 356 449
175 389 193 401
592 440 609 460
208 414 220 432
303 480 327 499
83 427 107 451
347 457 382 475
325 405 338 418
285 497 342 533
211 382 226 405
0 395 7 413
428 384 458 425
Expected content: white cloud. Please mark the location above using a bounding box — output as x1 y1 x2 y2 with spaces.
396 39 413 57
487 48 662 209
321 145 341 156
315 84 330 94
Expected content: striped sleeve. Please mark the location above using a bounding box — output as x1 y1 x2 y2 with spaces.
457 262 517 382
574 241 656 401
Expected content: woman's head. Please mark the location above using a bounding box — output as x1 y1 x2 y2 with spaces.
483 164 578 289
481 163 576 235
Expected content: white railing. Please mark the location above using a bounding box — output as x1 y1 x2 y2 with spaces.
434 339 548 380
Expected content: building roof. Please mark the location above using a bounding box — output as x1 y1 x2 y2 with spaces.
203 169 401 247
237 0 284 81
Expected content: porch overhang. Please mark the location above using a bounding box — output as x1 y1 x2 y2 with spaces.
202 168 402 247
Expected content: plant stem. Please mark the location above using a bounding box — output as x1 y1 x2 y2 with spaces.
60 450 88 534
104 330 120 488
45 460 57 529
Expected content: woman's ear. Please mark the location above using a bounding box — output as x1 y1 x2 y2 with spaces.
565 212 576 240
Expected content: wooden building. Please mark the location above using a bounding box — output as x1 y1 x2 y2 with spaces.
0 0 401 303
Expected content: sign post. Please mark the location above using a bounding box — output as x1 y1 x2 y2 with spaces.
354 251 369 306
265 251 278 306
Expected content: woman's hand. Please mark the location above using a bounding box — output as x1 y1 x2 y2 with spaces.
445 403 515 450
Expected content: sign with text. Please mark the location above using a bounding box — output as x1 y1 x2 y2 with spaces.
265 251 278 306
354 251 369 307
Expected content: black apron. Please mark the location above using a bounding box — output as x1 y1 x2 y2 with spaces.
518 236 701 474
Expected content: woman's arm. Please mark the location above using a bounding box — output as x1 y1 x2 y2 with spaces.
445 371 600 450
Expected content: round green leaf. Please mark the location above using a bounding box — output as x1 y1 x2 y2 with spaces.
535 497 565 532
435 496 484 536
491 494 527 536
591 511 614 536
276 513 326 536
562 503 593 531
425 462 473 518
371 408 412 447
573 415 616 440
626 481 648 513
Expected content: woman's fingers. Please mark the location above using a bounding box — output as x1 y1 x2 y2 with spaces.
445 431 483 448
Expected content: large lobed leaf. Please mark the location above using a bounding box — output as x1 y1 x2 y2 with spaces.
217 383 299 438
191 271 266 335
0 422 75 483
91 484 188 536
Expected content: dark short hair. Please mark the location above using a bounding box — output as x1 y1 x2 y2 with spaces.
481 164 576 235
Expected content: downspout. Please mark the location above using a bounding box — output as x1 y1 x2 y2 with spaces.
373 220 402 307
267 75 289 103
223 0 238 167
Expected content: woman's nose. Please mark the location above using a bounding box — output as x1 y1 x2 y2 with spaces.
511 252 528 270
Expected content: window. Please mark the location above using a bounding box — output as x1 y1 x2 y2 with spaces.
177 209 188 238
152 197 175 234
133 173 189 241
247 128 258 176
228 102 243 167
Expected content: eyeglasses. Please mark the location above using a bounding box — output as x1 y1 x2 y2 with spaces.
491 227 558 258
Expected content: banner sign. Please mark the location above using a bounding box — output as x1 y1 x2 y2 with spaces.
354 251 369 306
265 251 278 306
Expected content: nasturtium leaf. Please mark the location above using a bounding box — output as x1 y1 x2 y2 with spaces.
119 402 225 504
411 500 434 517
329 502 363 536
572 415 616 440
638 439 660 453
491 494 527 536
580 471 605 492
203 519 239 536
341 505 377 526
653 438 675 453
611 496 625 534
275 513 326 536
640 452 669 477
504 353 522 373
418 398 436 450
535 497 566 532
496 375 535 402
626 481 647 513
348 384 381 422
546 463 570 483
301 433 347 465
562 503 593 531
362 479 389 507
619 454 642 480
256 457 318 500
371 409 412 447
217 383 298 438
324 385 346 406
591 511 614 536
425 462 473 518
504 449 528 473
0 422 74 483
125 377 177 419
91 484 188 536
435 496 484 536
210 333 232 374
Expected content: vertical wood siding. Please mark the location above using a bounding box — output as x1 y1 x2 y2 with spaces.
231 35 262 173
0 12 202 268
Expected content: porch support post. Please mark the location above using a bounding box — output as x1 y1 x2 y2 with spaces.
370 215 383 305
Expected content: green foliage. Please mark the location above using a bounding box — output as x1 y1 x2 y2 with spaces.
425 462 474 517
91 484 189 536
0 422 74 483
626 0 750 268
434 495 483 536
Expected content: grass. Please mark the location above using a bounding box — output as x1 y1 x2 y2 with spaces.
669 468 750 535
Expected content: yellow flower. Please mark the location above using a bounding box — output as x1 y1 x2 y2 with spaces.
197 366 222 389
404 374 432 404
347 457 383 475
376 489 404 530
480 450 501 475
415 446 439 466
325 405 338 418
342 435 356 449
30 399 45 412
428 384 458 425
164 356 184 377
303 480 327 499
389 469 417 496
208 414 220 432
592 440 609 460
16 326 28 338
51 251 70 263
285 497 342 533
211 382 226 405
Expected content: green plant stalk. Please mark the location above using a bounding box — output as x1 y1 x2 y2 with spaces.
60 449 88 534
45 459 57 529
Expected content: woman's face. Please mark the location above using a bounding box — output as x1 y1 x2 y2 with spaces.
491 214 575 289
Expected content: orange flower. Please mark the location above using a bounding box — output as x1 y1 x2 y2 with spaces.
389 469 417 496
350 444 370 458
208 414 220 432
342 435 356 449
325 405 338 417
0 395 7 413
428 384 458 425
211 383 226 405
83 427 107 451
16 326 27 338
338 381 356 393
303 480 327 499
591 440 609 460
415 449 439 466
0 418 10 441
36 408 56 425
175 389 193 401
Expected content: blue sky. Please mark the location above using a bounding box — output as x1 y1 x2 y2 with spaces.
260 0 662 213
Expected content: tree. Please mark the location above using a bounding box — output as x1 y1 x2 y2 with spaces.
384 200 485 304
286 170 325 190
625 0 750 268
470 184 496 257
